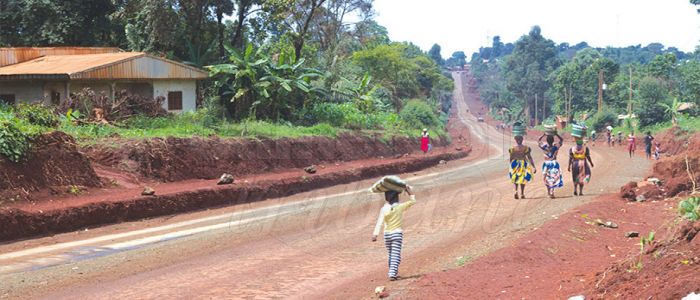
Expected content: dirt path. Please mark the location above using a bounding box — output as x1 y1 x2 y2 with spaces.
0 72 651 300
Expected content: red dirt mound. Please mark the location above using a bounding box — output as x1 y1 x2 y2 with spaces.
84 133 449 182
617 130 700 201
587 220 700 299
651 131 700 198
0 132 101 201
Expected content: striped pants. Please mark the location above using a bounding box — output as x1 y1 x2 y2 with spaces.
384 232 403 278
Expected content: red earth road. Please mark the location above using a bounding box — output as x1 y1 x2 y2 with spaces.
0 71 651 299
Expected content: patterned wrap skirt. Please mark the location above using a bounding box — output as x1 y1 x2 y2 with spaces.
509 159 533 185
542 160 563 189
571 159 591 185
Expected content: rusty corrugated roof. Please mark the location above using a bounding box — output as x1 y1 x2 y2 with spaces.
0 52 208 80
0 47 122 67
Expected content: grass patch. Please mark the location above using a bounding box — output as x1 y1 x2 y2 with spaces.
455 255 473 267
61 117 344 142
641 116 700 135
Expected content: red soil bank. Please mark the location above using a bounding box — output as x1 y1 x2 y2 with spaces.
587 220 700 299
620 130 700 201
84 133 450 182
0 132 101 201
0 147 469 242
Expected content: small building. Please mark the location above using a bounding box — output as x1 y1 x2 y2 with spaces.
0 47 208 112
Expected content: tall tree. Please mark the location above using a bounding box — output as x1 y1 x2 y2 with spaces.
0 0 23 46
125 0 180 54
492 36 504 58
504 26 559 124
212 0 234 57
268 0 328 61
428 43 444 66
2 0 117 46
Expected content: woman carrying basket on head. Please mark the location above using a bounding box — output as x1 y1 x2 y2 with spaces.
371 177 416 281
538 130 564 199
509 123 536 199
568 124 594 196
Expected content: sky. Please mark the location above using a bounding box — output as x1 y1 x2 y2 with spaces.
372 0 700 57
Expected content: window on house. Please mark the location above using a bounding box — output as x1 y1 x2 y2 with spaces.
0 94 15 105
167 91 183 110
51 91 61 105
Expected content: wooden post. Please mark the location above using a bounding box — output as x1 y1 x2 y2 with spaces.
598 69 604 113
110 82 117 101
63 81 71 105
542 92 546 122
534 93 539 125
628 66 633 116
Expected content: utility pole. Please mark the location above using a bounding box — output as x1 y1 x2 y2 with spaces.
628 66 633 116
534 93 538 125
542 92 546 122
598 69 604 113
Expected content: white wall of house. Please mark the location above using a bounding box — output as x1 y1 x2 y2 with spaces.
1 79 198 112
0 81 45 103
152 80 197 113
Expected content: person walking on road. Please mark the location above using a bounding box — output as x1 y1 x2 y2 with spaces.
627 131 637 158
420 128 430 154
538 133 564 199
568 138 594 196
509 132 536 199
372 185 416 281
654 141 661 160
644 131 655 160
617 131 623 147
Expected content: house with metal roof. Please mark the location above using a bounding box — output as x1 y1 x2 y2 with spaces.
0 47 208 112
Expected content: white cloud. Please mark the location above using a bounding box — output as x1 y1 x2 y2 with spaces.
373 0 700 56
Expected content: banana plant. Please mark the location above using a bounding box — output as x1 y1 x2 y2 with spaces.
333 73 381 113
660 97 683 126
208 44 325 120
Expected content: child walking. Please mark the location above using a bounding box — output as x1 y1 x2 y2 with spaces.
372 185 416 281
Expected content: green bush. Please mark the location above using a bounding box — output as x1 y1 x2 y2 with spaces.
0 118 31 162
588 110 618 132
679 196 700 221
15 103 59 127
399 99 440 129
309 102 392 130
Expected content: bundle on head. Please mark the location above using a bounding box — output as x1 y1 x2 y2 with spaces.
370 176 407 193
512 122 526 137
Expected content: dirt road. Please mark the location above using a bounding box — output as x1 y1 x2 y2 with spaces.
0 72 651 299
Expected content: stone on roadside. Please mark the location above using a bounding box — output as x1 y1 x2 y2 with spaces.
141 186 155 196
304 165 317 174
456 147 463 151
635 194 646 202
568 296 585 300
594 219 618 229
217 173 234 185
646 177 661 185
625 231 640 238
439 160 447 165
374 286 389 298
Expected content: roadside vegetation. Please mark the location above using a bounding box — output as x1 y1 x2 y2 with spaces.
0 0 454 161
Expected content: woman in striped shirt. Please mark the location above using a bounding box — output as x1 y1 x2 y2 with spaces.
372 185 416 281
